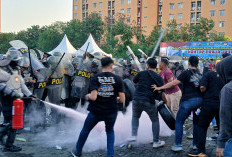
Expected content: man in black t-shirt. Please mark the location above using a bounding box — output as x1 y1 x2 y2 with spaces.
127 58 166 148
71 57 125 157
154 56 203 152
188 65 224 156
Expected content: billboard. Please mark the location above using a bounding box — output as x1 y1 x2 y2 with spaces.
160 41 232 60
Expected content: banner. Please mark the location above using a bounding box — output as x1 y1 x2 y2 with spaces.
160 41 232 60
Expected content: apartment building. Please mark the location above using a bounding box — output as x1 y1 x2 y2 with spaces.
73 0 232 37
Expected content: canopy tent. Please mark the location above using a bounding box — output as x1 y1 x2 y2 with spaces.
75 34 112 58
47 34 77 55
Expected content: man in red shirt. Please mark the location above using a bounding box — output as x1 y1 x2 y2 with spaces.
159 57 182 116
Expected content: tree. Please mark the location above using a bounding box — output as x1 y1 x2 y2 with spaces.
37 24 64 52
64 13 104 49
15 25 46 49
164 20 181 42
0 33 16 53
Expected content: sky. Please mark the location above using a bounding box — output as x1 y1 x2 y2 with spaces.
2 0 73 33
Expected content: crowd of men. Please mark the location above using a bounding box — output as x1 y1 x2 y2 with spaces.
0 46 232 157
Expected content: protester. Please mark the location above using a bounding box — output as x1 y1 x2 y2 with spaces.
221 53 230 59
203 60 210 75
159 57 182 116
188 65 224 156
71 57 125 157
0 49 36 152
216 56 232 157
127 58 165 148
153 56 202 152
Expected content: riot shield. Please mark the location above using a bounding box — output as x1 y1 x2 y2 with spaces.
126 46 143 71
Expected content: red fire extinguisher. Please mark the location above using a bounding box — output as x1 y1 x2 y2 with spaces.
12 99 24 129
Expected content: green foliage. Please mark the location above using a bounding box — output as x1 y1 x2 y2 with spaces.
0 33 16 53
0 16 231 57
37 24 64 52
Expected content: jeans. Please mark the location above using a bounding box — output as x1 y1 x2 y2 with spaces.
76 112 117 157
132 100 160 142
224 138 232 157
175 97 202 146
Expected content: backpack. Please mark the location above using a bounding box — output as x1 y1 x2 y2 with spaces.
189 69 202 88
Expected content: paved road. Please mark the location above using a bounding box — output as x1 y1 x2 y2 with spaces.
0 119 217 157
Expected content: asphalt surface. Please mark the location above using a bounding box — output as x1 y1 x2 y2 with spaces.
0 117 217 157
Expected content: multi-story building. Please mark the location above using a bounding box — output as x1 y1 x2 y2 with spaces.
73 0 232 37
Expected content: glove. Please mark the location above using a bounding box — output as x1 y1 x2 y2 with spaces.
29 95 38 101
11 92 21 99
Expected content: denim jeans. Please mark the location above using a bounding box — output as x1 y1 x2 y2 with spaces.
224 138 232 157
175 97 202 146
75 112 117 157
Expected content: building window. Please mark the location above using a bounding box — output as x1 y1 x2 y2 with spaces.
121 9 124 14
220 10 225 16
144 26 148 28
211 0 215 5
127 8 131 13
220 0 225 4
121 0 124 4
169 14 174 20
144 6 148 8
177 24 182 29
127 17 131 23
197 1 201 10
158 16 162 23
128 0 131 4
74 13 78 19
178 13 182 19
210 10 215 16
191 2 196 11
197 12 201 21
170 3 174 9
99 11 102 16
178 3 183 9
93 3 97 8
99 2 103 7
219 21 225 27
74 5 78 10
144 16 148 18
191 13 195 21
159 6 162 14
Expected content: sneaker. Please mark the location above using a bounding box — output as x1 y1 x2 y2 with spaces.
171 145 183 152
187 134 193 139
188 150 206 157
153 140 165 148
127 136 137 142
192 145 197 150
3 145 22 152
71 149 82 157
